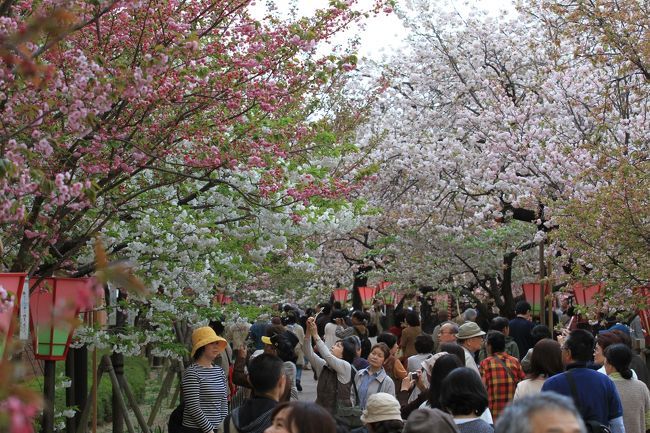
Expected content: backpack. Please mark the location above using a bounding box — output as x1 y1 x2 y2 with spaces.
168 401 184 433
334 366 364 428
565 370 612 433
221 414 239 433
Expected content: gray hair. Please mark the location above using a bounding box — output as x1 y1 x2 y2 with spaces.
462 308 477 322
440 321 459 334
495 392 586 433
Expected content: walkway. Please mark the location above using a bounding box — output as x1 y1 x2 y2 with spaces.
297 367 318 402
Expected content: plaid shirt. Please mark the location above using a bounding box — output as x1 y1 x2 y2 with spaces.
479 352 525 419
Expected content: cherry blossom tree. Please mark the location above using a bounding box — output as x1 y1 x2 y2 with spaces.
538 0 650 303
0 5 402 407
312 0 649 314
0 0 389 276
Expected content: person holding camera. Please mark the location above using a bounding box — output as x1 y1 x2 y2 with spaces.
304 316 356 415
336 310 372 359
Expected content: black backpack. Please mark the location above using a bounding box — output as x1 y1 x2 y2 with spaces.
168 401 184 433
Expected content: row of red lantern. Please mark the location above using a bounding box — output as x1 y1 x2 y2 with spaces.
331 282 403 308
0 273 96 362
522 281 606 316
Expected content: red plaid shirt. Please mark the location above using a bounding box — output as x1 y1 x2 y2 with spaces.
479 352 525 419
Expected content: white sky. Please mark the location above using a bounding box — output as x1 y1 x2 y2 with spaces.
250 0 517 61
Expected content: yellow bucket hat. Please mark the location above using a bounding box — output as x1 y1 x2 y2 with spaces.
191 326 227 357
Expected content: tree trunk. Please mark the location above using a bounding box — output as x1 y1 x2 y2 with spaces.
352 266 371 311
418 286 436 334
500 252 517 318
112 289 127 433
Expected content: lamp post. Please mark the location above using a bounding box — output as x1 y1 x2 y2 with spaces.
30 277 92 433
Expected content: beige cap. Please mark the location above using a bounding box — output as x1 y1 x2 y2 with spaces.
457 322 485 340
360 393 402 424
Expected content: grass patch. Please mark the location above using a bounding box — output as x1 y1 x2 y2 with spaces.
26 354 150 426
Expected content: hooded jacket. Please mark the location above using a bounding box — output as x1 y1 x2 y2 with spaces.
219 397 276 433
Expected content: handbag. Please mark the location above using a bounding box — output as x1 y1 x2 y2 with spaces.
168 401 184 433
334 366 364 428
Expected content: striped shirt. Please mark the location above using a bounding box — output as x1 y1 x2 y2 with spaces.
182 363 229 433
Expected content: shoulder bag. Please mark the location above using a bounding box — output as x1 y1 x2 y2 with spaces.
334 366 364 428
493 355 516 382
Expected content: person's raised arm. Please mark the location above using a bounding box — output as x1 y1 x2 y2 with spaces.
303 317 326 375
313 337 351 383
335 326 354 339
232 348 251 388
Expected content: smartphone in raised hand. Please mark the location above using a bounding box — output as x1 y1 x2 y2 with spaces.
314 307 325 321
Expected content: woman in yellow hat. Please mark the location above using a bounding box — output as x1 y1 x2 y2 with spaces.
182 326 229 433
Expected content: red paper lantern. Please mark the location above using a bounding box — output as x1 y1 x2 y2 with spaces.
638 310 650 347
213 293 225 305
376 281 392 292
522 283 543 317
358 286 376 307
30 277 92 361
634 286 650 345
0 273 27 359
430 293 449 309
383 290 404 306
572 282 604 306
332 288 349 303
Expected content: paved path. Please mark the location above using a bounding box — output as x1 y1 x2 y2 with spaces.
297 366 318 403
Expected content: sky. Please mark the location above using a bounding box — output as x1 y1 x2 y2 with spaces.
250 0 517 61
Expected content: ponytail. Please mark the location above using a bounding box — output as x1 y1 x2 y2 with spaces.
604 343 634 379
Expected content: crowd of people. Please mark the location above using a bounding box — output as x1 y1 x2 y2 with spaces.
173 299 650 433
